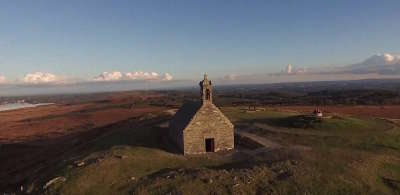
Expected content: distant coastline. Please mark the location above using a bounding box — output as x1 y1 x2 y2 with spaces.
0 103 54 112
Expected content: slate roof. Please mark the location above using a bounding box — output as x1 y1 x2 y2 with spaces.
170 101 202 132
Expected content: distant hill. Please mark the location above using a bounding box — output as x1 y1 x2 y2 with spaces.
213 79 400 106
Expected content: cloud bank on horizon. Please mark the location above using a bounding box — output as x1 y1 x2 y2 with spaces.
0 70 175 96
0 71 173 85
1 53 400 86
23 72 59 84
1 53 400 95
93 71 173 82
284 53 400 76
220 53 400 84
347 53 400 75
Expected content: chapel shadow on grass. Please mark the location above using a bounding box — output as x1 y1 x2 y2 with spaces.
79 114 182 156
0 114 179 193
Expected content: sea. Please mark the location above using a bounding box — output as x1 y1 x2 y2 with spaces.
0 103 54 112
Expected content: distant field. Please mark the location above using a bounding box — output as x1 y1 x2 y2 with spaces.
0 94 163 144
276 105 400 119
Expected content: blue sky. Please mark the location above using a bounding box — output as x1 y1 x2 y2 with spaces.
1 0 400 82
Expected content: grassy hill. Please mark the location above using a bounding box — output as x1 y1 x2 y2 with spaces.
40 107 400 195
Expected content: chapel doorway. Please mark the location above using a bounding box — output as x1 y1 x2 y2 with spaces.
205 138 215 152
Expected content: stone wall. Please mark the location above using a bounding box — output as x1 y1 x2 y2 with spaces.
183 102 234 154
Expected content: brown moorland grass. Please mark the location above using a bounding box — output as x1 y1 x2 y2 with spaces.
0 92 168 192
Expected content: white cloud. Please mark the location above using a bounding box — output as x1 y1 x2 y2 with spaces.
23 72 59 84
280 64 307 75
286 64 293 74
223 74 238 81
125 71 160 80
296 67 307 73
348 53 400 75
0 75 6 84
93 71 173 81
162 73 173 81
293 53 400 76
219 53 400 84
93 71 123 81
358 53 400 67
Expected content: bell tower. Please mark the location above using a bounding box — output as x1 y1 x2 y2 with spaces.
199 73 212 103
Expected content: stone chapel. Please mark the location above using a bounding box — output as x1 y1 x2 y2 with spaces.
169 74 234 155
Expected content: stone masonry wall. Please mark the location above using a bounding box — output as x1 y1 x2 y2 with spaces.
183 102 234 154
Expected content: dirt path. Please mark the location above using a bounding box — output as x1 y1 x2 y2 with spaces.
236 121 321 151
236 130 281 149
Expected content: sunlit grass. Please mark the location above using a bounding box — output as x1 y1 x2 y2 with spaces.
46 107 400 195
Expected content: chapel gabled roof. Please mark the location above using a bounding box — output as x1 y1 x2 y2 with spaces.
170 101 202 131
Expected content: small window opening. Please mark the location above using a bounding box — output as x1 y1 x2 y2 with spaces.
206 89 211 100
